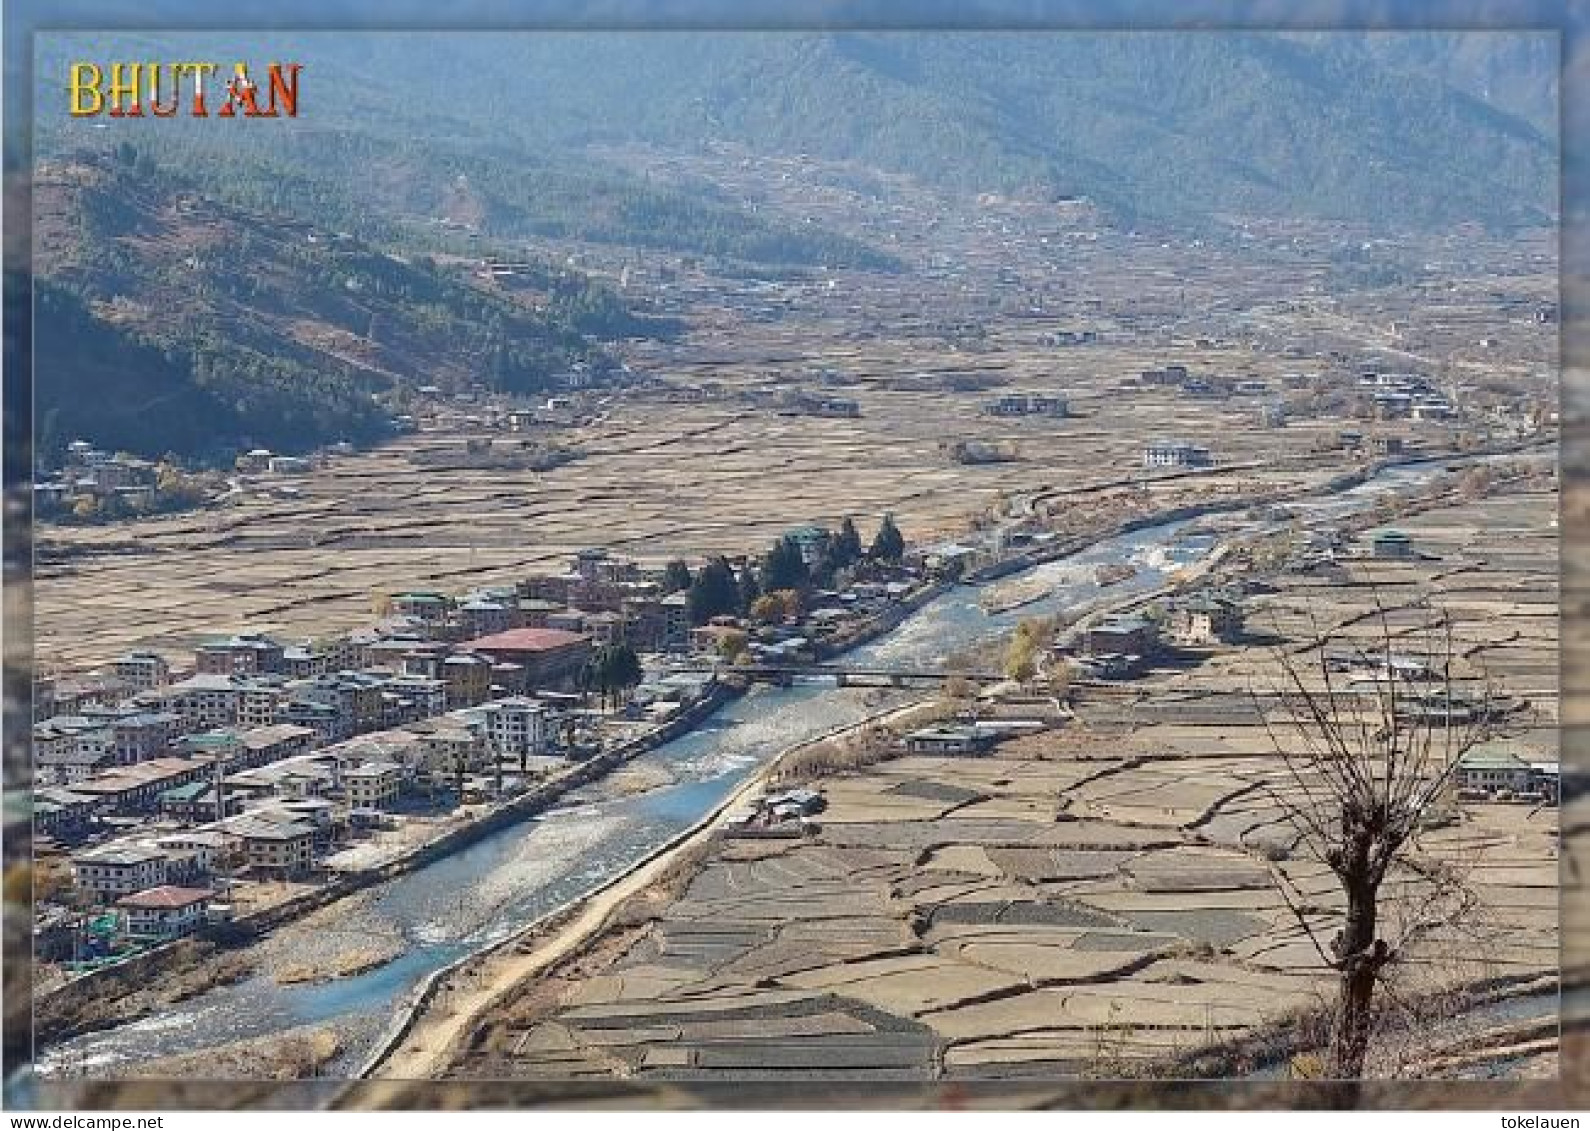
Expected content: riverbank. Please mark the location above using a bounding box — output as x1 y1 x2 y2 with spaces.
34 679 741 1050
357 697 936 1083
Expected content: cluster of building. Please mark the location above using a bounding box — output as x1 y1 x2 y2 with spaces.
1354 372 1457 422
32 548 752 954
1061 586 1248 679
34 441 163 513
33 534 944 956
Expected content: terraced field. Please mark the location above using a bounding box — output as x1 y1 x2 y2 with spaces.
449 486 1561 1080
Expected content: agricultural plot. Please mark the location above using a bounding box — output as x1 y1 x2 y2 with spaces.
455 486 1558 1080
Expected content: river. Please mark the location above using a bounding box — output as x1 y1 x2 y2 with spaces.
33 450 1548 1079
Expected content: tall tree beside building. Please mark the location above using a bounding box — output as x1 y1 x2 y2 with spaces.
834 516 865 566
761 536 809 593
687 557 741 625
869 513 906 563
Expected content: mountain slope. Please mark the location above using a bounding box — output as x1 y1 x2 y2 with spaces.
33 152 650 462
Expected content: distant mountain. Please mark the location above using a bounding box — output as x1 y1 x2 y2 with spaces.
35 30 1556 233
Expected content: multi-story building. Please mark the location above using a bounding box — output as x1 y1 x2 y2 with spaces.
117 886 212 941
113 650 170 692
344 760 403 810
481 697 551 762
194 632 285 676
72 843 168 903
1143 441 1213 470
441 652 494 709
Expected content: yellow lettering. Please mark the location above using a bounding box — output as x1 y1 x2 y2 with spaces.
68 63 103 117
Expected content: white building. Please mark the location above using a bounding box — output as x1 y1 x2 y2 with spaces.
1143 441 1213 469
72 843 168 903
345 760 403 810
117 886 212 941
481 697 551 760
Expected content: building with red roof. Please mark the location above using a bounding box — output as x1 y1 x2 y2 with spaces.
462 628 593 690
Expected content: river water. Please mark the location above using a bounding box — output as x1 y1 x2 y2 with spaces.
34 452 1546 1078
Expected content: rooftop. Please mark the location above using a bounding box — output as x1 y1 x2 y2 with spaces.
465 627 589 653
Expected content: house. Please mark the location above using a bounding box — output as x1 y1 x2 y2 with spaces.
266 456 312 475
1085 614 1159 657
73 843 168 903
221 814 317 877
160 673 244 729
480 697 552 761
33 787 99 839
113 651 170 692
194 633 285 676
904 724 999 756
1143 441 1212 469
1369 528 1416 560
117 886 212 941
1456 745 1534 796
984 392 1068 417
784 525 832 567
1168 593 1243 645
441 651 495 708
344 761 403 810
463 628 593 690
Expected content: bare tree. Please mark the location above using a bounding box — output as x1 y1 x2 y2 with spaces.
1255 600 1502 1078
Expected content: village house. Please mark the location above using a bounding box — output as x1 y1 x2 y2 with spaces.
1085 614 1160 658
904 724 1000 756
1167 592 1244 646
983 391 1068 417
1143 440 1213 469
1455 745 1534 796
117 886 212 942
1369 528 1416 560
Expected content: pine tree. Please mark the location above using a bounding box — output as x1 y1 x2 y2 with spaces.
869 513 906 562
